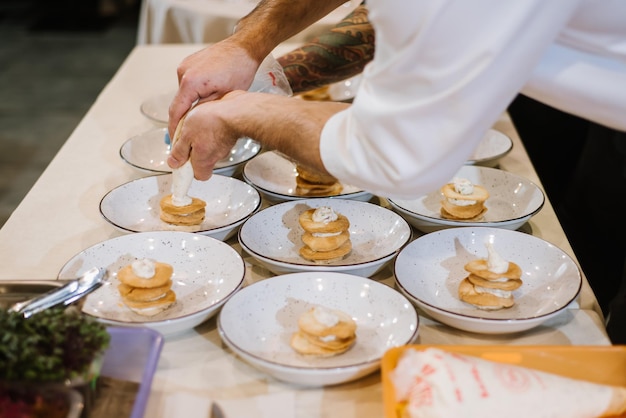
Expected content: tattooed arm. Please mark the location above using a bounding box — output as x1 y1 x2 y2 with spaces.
277 4 375 93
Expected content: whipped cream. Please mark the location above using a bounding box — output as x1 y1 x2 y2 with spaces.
319 335 337 342
486 242 509 274
312 231 341 238
312 206 338 223
171 160 194 206
131 258 156 279
453 177 474 195
474 285 512 298
312 306 339 327
448 177 476 206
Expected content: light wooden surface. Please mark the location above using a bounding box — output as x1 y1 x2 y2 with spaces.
0 44 610 418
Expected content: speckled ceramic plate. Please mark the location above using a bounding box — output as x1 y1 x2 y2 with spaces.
120 127 261 177
140 91 175 125
466 129 513 167
394 227 582 334
242 151 373 202
58 231 245 336
99 174 262 241
238 198 412 277
218 272 419 386
388 165 545 233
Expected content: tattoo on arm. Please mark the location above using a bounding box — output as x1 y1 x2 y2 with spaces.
277 4 375 93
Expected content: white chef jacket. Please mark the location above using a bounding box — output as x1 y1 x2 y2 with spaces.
320 0 626 199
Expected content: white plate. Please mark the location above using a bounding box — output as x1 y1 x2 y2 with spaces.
120 127 261 177
388 165 544 233
394 227 582 334
58 231 245 336
100 174 261 241
466 129 513 167
218 272 419 386
243 151 373 202
140 91 175 125
327 74 362 102
238 198 412 277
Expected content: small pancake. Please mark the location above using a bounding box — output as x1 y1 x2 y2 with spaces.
118 280 172 302
298 209 350 234
296 164 338 185
458 277 514 310
299 330 356 351
117 262 173 288
295 182 343 197
301 230 351 252
466 273 523 291
290 331 354 357
464 259 523 280
159 194 206 215
297 307 357 339
122 289 176 316
159 208 205 226
440 201 487 220
298 86 331 102
299 239 352 262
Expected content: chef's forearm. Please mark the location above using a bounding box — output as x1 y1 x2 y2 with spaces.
232 0 348 63
278 4 374 93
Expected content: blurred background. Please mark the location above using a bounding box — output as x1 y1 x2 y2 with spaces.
0 0 140 226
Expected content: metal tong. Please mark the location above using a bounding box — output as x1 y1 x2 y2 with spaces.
8 267 106 318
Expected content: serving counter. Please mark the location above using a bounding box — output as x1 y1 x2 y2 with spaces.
0 44 611 418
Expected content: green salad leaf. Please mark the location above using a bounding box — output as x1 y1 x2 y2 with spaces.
0 307 110 382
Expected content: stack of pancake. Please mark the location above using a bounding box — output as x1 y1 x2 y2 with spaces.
298 206 352 262
458 253 523 310
440 178 489 220
160 194 206 226
159 112 207 226
117 259 177 316
295 164 343 196
290 306 357 357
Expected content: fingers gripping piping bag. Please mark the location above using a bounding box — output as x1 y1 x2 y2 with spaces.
249 53 293 97
163 53 292 143
166 53 292 200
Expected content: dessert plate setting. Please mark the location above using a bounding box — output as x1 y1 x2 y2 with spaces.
465 129 514 167
139 90 175 125
238 198 413 277
217 271 419 386
393 226 582 334
242 151 373 202
120 127 261 177
100 173 261 241
58 231 246 336
388 165 545 233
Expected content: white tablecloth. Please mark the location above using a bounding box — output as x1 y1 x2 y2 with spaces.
138 0 361 44
0 44 611 418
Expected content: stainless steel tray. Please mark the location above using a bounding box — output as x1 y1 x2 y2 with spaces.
0 280 66 310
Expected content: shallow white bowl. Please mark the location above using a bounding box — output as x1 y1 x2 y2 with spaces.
100 174 261 240
120 127 261 177
58 231 245 336
393 227 582 334
242 151 373 202
218 272 419 386
466 129 513 167
388 165 544 233
238 198 412 277
140 91 175 125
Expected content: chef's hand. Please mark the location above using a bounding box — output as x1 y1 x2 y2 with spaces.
168 40 260 139
167 91 247 181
